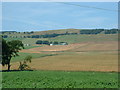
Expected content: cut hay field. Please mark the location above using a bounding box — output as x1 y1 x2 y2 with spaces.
20 41 118 52
8 51 118 72
2 40 118 72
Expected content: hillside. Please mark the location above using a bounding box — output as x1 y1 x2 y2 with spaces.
1 28 118 38
2 29 80 37
3 34 118 45
49 34 118 44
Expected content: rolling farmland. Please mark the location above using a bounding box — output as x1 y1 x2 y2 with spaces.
2 29 119 88
1 1 119 88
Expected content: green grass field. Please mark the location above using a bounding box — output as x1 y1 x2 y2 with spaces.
11 52 56 62
4 34 118 45
2 71 118 88
49 34 118 44
24 46 41 49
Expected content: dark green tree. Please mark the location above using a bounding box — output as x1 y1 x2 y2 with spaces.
2 39 24 71
53 41 59 45
36 40 43 44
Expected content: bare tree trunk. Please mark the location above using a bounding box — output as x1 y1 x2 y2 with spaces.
8 64 11 71
19 61 22 70
7 57 11 71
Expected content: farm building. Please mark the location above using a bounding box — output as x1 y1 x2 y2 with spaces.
50 42 68 46
24 44 30 46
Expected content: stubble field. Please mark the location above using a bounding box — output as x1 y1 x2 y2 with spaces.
3 41 118 72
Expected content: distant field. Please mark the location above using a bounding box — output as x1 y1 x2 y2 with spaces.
24 45 42 49
49 34 118 44
4 37 24 41
2 71 118 88
3 29 80 36
19 41 118 53
4 34 118 45
22 38 48 45
4 38 48 45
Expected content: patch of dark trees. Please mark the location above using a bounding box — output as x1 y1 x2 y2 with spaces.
80 29 118 34
0 31 16 34
36 40 68 45
31 32 78 38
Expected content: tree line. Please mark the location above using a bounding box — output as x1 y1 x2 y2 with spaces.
36 40 68 45
2 29 119 38
30 32 78 38
80 29 118 34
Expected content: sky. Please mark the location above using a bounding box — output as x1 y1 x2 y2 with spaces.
2 2 118 32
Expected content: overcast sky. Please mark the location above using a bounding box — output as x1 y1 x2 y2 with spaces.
2 2 118 32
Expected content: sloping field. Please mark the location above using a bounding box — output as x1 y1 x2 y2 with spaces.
20 43 86 53
3 29 80 37
30 53 118 72
8 52 118 72
2 40 118 72
20 41 118 53
10 40 118 72
4 34 118 45
69 41 118 52
32 29 80 35
50 34 118 44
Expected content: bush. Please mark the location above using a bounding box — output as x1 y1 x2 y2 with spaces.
18 55 32 70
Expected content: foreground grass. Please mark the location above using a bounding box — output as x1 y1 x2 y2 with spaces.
2 71 118 88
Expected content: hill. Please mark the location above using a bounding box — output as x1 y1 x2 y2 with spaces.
4 34 118 45
1 28 118 39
